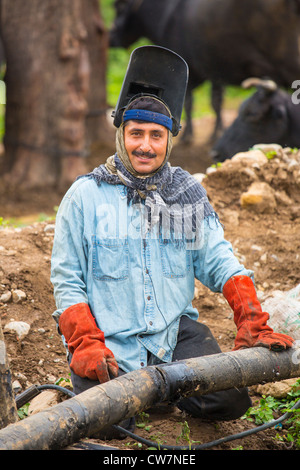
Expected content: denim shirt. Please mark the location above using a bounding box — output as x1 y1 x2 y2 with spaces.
51 176 253 373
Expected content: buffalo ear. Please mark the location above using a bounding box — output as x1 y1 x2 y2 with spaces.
272 104 288 121
238 88 273 123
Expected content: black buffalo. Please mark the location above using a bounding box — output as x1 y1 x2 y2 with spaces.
211 78 300 162
110 0 300 143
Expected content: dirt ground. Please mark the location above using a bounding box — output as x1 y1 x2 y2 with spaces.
1 111 300 451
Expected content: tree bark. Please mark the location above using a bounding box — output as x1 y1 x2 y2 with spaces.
0 322 18 429
82 0 112 148
1 0 109 189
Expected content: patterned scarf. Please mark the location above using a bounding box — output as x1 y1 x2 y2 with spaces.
82 126 217 245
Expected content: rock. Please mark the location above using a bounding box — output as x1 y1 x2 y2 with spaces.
239 167 259 182
12 289 27 303
219 209 239 227
28 390 59 415
231 149 268 166
252 143 283 156
206 166 217 175
275 190 293 206
44 224 55 234
14 372 28 383
192 173 206 183
0 246 17 256
253 378 300 399
240 182 276 213
12 380 22 394
36 367 46 377
260 253 267 263
4 321 30 340
46 374 57 383
0 291 12 303
251 244 262 252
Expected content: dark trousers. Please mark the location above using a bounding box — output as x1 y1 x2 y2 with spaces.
173 315 252 420
69 315 251 424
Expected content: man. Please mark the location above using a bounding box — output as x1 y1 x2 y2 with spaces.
51 46 293 439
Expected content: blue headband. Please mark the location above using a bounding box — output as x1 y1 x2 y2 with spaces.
123 109 173 132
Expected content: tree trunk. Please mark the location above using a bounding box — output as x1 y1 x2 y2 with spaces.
0 322 18 429
1 0 109 189
82 0 112 148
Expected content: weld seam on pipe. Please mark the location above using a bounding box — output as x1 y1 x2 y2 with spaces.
1 346 300 450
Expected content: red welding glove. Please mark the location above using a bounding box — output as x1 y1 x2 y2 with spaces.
59 302 119 383
223 275 294 351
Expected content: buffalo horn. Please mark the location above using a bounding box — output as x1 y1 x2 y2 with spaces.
241 77 278 91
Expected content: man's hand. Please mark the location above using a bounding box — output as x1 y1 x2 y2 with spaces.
223 275 294 351
59 303 119 383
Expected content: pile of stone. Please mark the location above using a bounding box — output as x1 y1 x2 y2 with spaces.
195 144 300 215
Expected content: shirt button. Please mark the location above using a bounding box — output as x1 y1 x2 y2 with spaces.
149 321 153 326
145 269 149 274
141 362 144 367
147 295 151 300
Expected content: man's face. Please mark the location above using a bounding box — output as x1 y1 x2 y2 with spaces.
124 121 168 174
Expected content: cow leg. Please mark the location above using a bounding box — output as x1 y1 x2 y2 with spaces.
210 82 224 142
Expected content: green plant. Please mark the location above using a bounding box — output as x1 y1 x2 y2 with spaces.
147 431 167 450
265 150 277 160
55 376 72 388
176 420 201 449
210 162 222 169
136 411 152 432
243 379 300 449
243 395 279 425
17 402 30 420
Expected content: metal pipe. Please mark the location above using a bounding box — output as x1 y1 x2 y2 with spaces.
1 346 300 450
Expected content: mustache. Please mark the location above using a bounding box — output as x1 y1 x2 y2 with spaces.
132 149 157 158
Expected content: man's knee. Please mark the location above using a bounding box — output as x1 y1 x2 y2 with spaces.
177 386 252 421
174 316 222 361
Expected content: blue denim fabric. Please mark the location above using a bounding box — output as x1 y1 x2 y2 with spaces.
51 176 253 373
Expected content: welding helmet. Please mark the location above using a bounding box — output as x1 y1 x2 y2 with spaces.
112 45 189 136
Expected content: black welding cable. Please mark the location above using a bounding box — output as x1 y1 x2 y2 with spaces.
17 384 300 450
114 397 300 450
36 383 76 399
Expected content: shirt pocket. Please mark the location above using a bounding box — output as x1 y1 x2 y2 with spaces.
92 236 129 281
159 239 191 278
